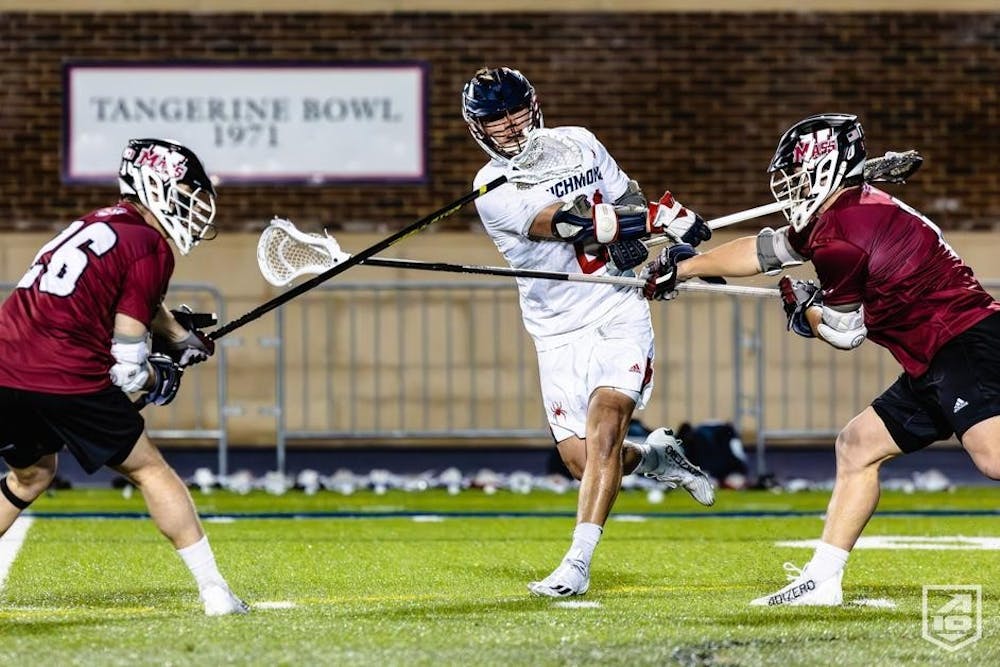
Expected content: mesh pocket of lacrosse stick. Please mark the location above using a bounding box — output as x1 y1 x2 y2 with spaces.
863 149 923 183
505 129 585 188
257 217 350 287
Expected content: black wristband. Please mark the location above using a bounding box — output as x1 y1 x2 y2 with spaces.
0 476 32 510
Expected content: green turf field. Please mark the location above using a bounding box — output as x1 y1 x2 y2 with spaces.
1 486 998 665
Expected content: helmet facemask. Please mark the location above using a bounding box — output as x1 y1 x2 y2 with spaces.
769 134 847 232
462 67 544 163
767 115 866 232
475 106 538 161
119 139 217 254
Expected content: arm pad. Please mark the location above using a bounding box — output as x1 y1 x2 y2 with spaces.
817 304 867 350
109 338 150 393
613 179 646 207
551 195 649 244
757 226 806 275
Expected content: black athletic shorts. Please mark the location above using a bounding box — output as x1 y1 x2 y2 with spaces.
0 385 145 474
872 311 1000 453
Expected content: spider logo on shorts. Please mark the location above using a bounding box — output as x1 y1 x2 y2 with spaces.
550 402 567 420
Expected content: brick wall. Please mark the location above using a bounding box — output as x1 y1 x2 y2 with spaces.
1 12 998 233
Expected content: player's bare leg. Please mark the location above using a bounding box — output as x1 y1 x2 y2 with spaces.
751 407 900 606
575 388 633 526
115 433 202 548
960 415 1000 480
560 434 640 479
822 408 902 550
114 432 248 615
0 455 57 536
559 428 713 506
529 389 634 597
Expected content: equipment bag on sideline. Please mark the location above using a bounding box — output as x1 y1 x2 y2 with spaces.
676 421 749 488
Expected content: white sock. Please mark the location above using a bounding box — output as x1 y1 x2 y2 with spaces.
806 541 850 580
177 535 226 590
564 522 603 567
627 440 655 475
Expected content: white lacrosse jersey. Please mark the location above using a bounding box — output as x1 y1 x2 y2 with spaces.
472 126 651 350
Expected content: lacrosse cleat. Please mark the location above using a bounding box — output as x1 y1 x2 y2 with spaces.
528 559 590 598
749 562 844 607
201 584 250 616
643 428 715 506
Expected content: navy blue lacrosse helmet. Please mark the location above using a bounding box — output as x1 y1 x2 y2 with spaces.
461 67 543 161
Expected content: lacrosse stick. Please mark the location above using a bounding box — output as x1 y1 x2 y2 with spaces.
257 218 777 298
643 149 924 251
211 129 584 340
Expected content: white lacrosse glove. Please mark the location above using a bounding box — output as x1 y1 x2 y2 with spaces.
647 191 712 247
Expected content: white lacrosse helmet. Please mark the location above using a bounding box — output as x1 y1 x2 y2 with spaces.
768 114 866 232
118 138 218 254
461 67 544 162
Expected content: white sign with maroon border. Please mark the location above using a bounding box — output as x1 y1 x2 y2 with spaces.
64 62 427 185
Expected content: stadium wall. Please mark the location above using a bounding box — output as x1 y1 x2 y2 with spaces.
0 11 998 234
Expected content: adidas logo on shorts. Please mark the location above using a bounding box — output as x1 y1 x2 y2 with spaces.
629 364 642 373
953 397 969 413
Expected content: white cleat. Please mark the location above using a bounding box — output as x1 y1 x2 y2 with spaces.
749 562 844 607
643 428 715 506
201 584 250 616
528 559 590 598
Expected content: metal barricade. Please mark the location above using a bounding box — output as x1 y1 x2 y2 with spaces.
0 282 230 475
273 280 754 472
750 279 1000 475
272 277 1000 475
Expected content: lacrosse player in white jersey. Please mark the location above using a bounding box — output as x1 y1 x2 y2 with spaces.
462 66 716 597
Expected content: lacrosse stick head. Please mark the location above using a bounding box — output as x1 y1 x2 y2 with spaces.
863 149 923 184
768 113 866 232
257 217 350 287
462 66 543 162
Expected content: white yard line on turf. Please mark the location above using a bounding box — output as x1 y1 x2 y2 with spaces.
553 600 601 609
256 601 298 609
851 598 897 608
0 517 34 590
777 535 1000 550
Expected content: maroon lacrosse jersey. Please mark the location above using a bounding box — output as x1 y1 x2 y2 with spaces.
0 202 174 393
788 185 999 377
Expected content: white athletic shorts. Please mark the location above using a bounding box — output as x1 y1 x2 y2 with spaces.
537 309 654 442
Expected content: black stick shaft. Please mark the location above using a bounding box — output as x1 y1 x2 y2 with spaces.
360 257 578 282
209 176 508 340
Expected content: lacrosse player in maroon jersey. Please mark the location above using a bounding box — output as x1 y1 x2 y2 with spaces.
463 66 716 598
0 138 248 615
642 113 1000 606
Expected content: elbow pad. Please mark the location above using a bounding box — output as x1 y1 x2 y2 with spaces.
551 195 648 244
613 179 646 207
817 305 867 350
757 227 805 276
110 338 150 392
